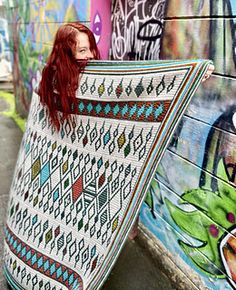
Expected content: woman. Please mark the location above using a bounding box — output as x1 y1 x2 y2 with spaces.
38 21 214 241
39 21 214 130
38 21 144 241
38 22 100 130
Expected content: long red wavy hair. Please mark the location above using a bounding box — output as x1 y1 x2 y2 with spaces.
38 22 100 130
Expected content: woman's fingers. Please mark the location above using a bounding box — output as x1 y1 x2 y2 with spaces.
202 64 215 82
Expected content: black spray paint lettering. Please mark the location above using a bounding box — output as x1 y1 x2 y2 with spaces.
128 19 163 60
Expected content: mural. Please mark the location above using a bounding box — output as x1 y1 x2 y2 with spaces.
5 0 111 117
111 0 166 60
109 0 235 288
91 0 111 59
0 17 10 56
160 0 236 76
165 106 236 283
139 0 236 289
0 16 11 80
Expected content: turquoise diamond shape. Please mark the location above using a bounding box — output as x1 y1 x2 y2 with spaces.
154 104 164 118
53 189 59 202
16 243 22 253
37 257 43 268
32 215 38 225
10 236 14 245
40 162 50 186
104 104 111 115
121 104 129 116
95 103 102 114
87 103 93 113
25 143 30 153
113 104 120 115
31 253 37 265
13 240 17 249
69 274 74 286
97 157 103 169
26 250 32 261
145 104 153 118
50 263 56 275
44 260 50 271
56 266 63 278
21 246 26 257
103 130 111 146
137 104 145 118
63 270 69 281
91 245 96 257
78 102 85 112
129 104 137 117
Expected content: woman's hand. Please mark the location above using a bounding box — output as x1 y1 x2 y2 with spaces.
202 64 215 82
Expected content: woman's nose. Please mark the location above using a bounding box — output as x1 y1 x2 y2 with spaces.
86 50 94 59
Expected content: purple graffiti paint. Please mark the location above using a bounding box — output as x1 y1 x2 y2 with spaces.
90 0 111 59
209 224 219 238
226 212 235 223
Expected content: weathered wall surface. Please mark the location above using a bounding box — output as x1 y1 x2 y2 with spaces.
111 0 236 289
4 0 111 116
0 16 9 55
5 0 236 289
0 15 12 80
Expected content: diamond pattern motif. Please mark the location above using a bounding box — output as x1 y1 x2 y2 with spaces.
4 59 211 290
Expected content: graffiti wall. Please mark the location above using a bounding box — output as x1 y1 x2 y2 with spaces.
111 0 166 60
0 16 12 80
111 0 236 289
4 0 111 117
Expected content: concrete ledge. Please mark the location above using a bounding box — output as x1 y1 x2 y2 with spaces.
138 224 210 290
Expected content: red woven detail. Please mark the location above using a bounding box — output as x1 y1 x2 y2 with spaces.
54 226 60 237
58 276 63 283
52 272 57 280
98 172 105 188
55 261 61 269
72 175 83 202
91 256 98 273
32 263 38 270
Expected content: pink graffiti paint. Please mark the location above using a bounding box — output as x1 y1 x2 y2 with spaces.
90 0 111 59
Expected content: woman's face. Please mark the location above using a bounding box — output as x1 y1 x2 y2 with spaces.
74 32 94 60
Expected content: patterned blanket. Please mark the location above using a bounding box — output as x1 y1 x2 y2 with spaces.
4 60 211 290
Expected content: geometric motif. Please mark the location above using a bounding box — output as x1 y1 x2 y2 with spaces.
5 225 83 290
66 98 171 122
4 59 212 290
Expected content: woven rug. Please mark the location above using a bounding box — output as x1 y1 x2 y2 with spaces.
4 60 211 290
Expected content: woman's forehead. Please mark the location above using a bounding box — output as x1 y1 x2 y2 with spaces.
76 32 90 46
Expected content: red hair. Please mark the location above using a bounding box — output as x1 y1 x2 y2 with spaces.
38 22 100 130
